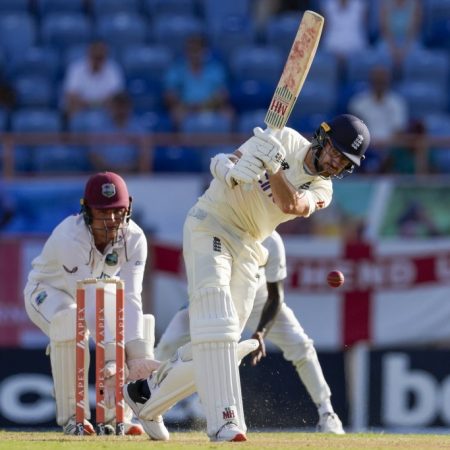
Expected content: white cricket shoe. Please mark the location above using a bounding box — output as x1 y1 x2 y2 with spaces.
317 412 345 434
123 379 170 441
63 416 96 435
212 422 247 442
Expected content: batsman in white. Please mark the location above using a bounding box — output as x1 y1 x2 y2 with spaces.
154 230 344 434
123 114 370 442
23 171 168 439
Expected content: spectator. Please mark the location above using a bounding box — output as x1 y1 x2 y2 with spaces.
319 0 369 67
348 65 408 172
397 201 441 238
62 40 124 118
378 0 423 74
163 34 234 130
0 70 16 111
88 92 146 173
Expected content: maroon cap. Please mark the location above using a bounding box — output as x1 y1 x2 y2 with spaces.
83 172 129 209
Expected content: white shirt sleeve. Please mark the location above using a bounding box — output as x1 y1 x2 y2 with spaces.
262 231 287 283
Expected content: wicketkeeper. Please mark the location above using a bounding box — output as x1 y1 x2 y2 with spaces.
23 172 168 439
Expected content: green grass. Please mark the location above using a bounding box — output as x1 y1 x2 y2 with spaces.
1 431 450 450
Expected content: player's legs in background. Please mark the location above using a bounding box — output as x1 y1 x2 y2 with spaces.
246 301 344 434
154 306 191 361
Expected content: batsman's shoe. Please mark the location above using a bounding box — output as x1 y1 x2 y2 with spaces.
63 416 95 435
212 422 247 442
317 412 345 434
123 379 170 441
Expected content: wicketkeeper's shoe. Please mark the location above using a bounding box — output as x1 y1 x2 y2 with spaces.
123 379 170 441
63 416 95 435
317 412 345 434
212 422 247 442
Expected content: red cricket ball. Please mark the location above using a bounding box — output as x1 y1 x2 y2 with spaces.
327 270 345 288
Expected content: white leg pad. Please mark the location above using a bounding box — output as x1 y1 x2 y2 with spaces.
139 339 259 421
293 341 331 405
49 306 90 426
189 286 244 437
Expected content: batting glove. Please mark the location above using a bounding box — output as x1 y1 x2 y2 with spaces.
252 127 287 174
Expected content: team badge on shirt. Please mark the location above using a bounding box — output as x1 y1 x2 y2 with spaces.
102 183 116 198
35 291 48 306
105 251 118 266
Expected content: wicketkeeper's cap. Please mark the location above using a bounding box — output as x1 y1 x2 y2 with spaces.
322 114 370 166
83 172 130 209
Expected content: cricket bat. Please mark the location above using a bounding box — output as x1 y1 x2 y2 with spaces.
264 10 325 130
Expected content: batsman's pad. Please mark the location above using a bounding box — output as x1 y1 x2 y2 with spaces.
189 287 246 435
49 306 90 426
139 339 259 420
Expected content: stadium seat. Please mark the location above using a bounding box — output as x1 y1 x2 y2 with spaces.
153 14 204 56
14 76 54 108
68 109 109 132
208 14 256 61
97 13 148 51
91 0 140 17
236 109 267 133
345 48 393 84
143 0 197 16
33 145 91 173
200 0 251 30
229 45 284 85
126 77 164 114
308 51 339 88
9 46 60 81
0 13 36 61
402 48 449 88
423 0 450 48
0 109 8 131
230 79 273 112
294 113 334 135
121 45 173 86
424 113 450 173
396 81 447 118
11 108 61 132
265 12 303 52
0 0 29 13
41 13 92 51
36 0 84 16
152 146 203 172
180 111 233 134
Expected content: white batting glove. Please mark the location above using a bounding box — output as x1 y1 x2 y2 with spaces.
252 127 286 174
226 153 265 186
127 358 161 381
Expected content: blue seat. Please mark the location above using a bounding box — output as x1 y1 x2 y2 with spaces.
92 0 140 16
345 48 393 84
11 108 61 132
295 113 334 135
230 79 273 112
121 45 173 86
36 0 84 15
0 109 7 131
9 46 60 81
403 48 449 88
126 77 164 113
0 0 29 13
153 146 203 172
424 112 450 172
236 109 267 133
0 13 36 61
265 12 302 52
34 145 90 173
143 0 196 16
200 0 251 30
209 14 256 61
181 112 233 134
308 51 339 88
424 0 450 47
14 76 54 107
97 13 148 50
396 81 447 118
288 80 337 126
229 45 284 84
153 14 204 56
41 13 92 51
68 109 109 132
10 108 62 172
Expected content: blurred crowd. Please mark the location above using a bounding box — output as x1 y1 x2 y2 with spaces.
0 0 449 176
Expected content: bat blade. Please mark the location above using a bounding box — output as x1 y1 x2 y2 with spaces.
264 10 324 130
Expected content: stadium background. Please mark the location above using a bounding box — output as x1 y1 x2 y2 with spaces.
1 0 450 434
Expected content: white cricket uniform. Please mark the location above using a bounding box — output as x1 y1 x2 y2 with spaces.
183 127 333 436
24 214 147 343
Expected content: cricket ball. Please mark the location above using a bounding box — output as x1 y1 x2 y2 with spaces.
327 270 345 288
